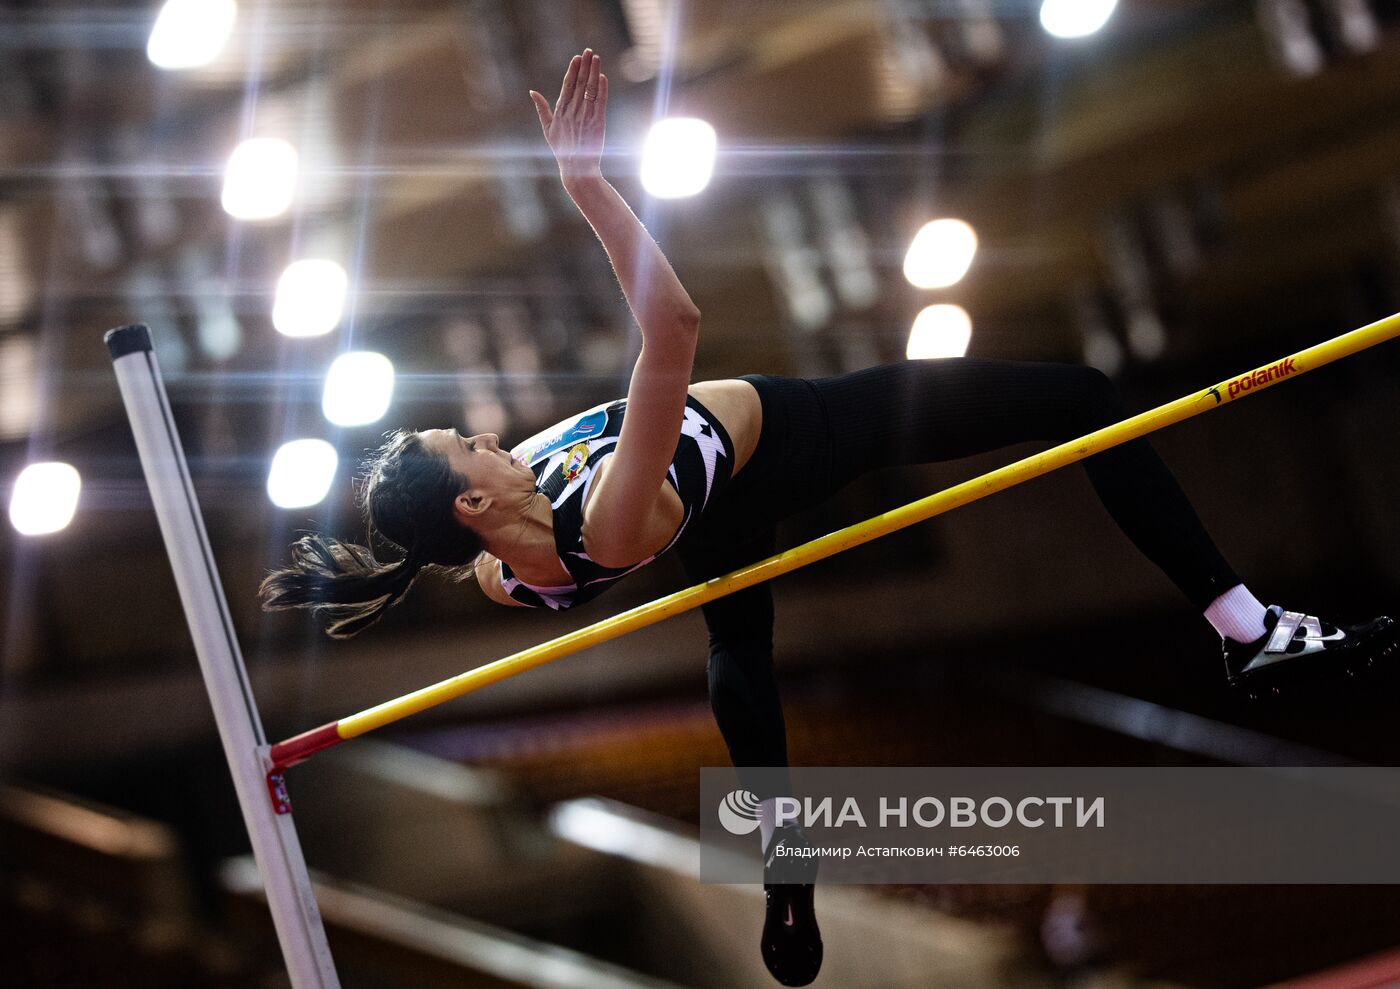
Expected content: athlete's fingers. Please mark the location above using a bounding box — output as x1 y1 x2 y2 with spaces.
529 91 552 134
584 51 602 109
572 48 593 111
556 54 581 114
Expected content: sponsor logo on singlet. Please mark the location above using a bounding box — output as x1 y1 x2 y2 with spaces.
514 408 610 466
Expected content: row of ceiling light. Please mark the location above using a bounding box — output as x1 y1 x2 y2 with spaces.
8 0 1117 535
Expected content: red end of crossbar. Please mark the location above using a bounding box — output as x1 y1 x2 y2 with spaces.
269 722 343 772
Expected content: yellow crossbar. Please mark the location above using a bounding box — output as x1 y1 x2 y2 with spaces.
269 311 1400 769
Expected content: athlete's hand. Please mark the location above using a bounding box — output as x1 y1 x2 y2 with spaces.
530 48 608 185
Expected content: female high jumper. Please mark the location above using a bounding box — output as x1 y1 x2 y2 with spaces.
262 49 1397 987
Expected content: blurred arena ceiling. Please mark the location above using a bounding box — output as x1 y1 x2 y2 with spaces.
3 0 1400 695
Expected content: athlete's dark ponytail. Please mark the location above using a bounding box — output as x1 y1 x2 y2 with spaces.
260 429 483 638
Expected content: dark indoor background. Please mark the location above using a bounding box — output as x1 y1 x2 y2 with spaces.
2 1 1400 986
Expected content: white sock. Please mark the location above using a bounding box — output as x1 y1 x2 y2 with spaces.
1204 584 1269 643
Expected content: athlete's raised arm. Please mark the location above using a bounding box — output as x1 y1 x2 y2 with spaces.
530 49 700 566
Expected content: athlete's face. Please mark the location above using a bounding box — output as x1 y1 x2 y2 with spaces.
419 428 533 519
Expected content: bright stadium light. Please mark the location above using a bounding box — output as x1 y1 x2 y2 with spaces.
266 439 338 509
221 138 297 220
147 0 237 70
322 351 395 426
9 462 81 536
907 304 973 359
903 218 978 289
1040 0 1118 39
640 118 717 199
272 259 347 338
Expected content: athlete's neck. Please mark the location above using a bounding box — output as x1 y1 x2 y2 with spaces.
485 493 560 577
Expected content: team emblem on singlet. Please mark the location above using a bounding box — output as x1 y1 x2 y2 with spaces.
562 442 590 482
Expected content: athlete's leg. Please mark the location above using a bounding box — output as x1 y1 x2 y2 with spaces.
676 524 791 803
809 359 1241 610
802 359 1396 690
678 523 822 986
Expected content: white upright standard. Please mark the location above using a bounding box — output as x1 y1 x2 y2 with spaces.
106 323 340 987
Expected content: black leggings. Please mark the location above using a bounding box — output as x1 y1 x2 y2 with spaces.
676 360 1240 795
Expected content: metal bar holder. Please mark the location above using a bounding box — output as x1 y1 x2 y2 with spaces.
105 324 340 988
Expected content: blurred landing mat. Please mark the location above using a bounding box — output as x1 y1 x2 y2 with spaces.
698 767 1400 884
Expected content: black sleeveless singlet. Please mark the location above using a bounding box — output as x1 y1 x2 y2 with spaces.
498 394 735 609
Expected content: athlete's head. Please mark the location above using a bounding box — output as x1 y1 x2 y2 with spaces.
415 427 537 526
260 428 495 638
